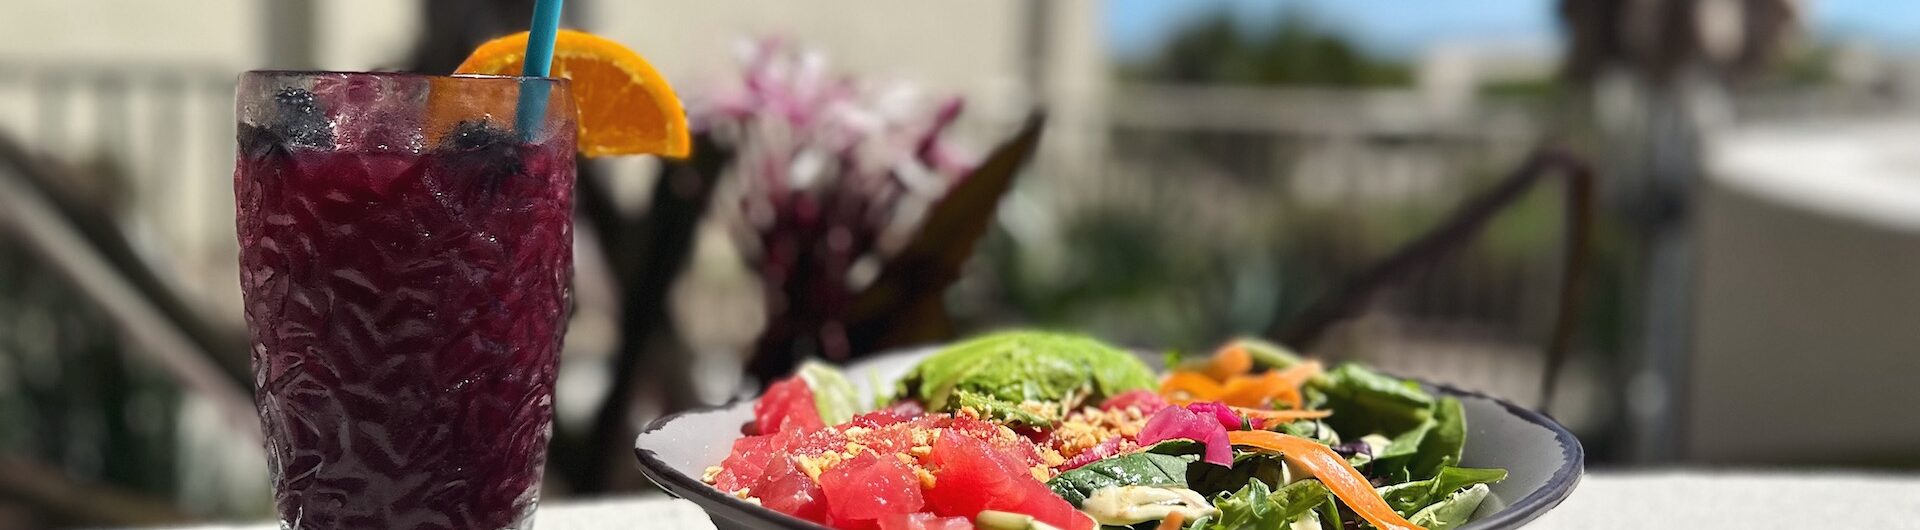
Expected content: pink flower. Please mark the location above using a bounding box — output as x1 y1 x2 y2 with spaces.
1138 405 1232 467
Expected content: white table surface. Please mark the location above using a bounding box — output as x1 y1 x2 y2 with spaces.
167 471 1920 529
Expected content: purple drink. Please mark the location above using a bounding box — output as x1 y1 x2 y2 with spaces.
234 72 576 530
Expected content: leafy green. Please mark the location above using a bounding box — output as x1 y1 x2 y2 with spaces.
1143 439 1207 456
1313 494 1342 530
798 361 863 425
1369 397 1465 481
1187 479 1332 530
1265 480 1334 525
1311 364 1434 437
1407 397 1465 480
1370 418 1433 478
1376 466 1508 516
865 369 893 410
1408 483 1492 530
1275 420 1339 447
1186 453 1290 497
1236 338 1307 371
1046 452 1196 506
898 331 1155 420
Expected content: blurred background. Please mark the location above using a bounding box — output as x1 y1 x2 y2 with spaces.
3 0 1919 527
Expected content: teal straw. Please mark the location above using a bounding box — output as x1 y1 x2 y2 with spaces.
515 0 565 141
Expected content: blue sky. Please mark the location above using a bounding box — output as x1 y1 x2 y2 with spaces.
1107 0 1920 60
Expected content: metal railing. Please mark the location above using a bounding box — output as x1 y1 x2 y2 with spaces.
0 62 242 325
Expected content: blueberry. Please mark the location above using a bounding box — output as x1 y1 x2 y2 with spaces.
437 120 524 196
442 120 515 151
236 123 284 159
269 87 334 149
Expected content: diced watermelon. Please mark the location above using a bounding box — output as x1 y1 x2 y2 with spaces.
821 453 926 523
877 513 973 530
756 456 827 522
926 433 1090 530
847 399 924 429
756 376 826 434
710 430 791 493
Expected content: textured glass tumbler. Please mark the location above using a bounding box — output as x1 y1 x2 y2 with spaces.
234 71 576 530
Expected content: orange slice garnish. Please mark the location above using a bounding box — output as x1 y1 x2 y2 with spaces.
457 29 691 158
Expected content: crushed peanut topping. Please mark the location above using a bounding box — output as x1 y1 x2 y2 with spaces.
701 466 723 483
1047 406 1150 462
1040 448 1067 467
1016 400 1060 420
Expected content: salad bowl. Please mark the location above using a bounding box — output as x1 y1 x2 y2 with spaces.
637 343 1583 530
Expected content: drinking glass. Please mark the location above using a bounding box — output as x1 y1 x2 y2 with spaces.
234 71 575 530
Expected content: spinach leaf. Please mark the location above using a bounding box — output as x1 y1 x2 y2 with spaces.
1376 466 1508 516
1311 364 1434 437
1407 397 1465 481
1143 439 1207 456
1408 483 1492 530
1275 420 1339 447
1193 479 1273 530
1187 453 1290 497
1369 417 1434 478
1266 480 1334 524
1046 452 1195 507
1314 494 1342 530
1189 479 1333 530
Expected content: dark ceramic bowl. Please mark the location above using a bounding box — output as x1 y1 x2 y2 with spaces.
637 346 1583 529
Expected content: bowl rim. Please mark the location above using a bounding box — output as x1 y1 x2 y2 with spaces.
634 350 1584 530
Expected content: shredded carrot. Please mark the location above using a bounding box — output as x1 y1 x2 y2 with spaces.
1202 343 1253 381
1226 430 1426 530
1160 372 1224 401
1217 371 1284 408
1271 360 1323 389
1230 406 1331 421
1270 387 1303 410
1166 355 1323 410
1153 511 1185 530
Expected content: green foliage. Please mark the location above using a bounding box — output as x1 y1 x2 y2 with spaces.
1122 8 1412 87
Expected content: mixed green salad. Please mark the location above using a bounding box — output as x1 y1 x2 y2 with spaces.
705 330 1505 530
